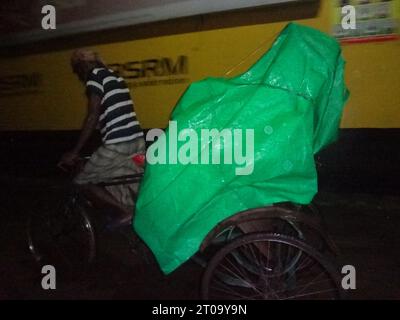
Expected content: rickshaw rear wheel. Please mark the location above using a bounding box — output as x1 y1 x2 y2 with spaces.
201 233 344 300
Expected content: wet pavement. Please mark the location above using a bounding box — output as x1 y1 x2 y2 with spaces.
1 175 399 300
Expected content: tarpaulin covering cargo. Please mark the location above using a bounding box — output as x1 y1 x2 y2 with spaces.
134 22 349 274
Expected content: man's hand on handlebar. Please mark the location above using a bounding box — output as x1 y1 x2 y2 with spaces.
58 151 80 171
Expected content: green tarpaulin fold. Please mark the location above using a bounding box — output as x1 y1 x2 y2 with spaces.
134 22 349 274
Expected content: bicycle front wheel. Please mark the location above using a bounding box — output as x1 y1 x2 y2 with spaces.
26 196 96 279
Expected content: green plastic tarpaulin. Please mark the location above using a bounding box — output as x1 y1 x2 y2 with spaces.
134 22 349 274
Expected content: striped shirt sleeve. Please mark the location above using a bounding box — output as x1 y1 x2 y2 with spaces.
86 71 104 98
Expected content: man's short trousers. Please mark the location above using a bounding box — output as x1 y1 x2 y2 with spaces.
74 137 146 207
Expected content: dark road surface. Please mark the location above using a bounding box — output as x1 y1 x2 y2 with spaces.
1 175 399 300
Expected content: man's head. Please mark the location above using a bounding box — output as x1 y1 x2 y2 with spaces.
71 48 105 82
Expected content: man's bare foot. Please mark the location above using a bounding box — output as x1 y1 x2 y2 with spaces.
106 214 132 230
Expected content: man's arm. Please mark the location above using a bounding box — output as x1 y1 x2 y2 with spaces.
58 94 102 167
72 93 102 155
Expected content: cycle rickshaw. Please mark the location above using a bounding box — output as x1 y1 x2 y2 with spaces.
26 166 344 300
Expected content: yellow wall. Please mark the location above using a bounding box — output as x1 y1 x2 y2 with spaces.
0 0 399 130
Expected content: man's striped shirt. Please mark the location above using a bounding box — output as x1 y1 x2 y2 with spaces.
86 68 143 144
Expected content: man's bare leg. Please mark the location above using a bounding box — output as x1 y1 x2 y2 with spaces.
77 183 132 224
